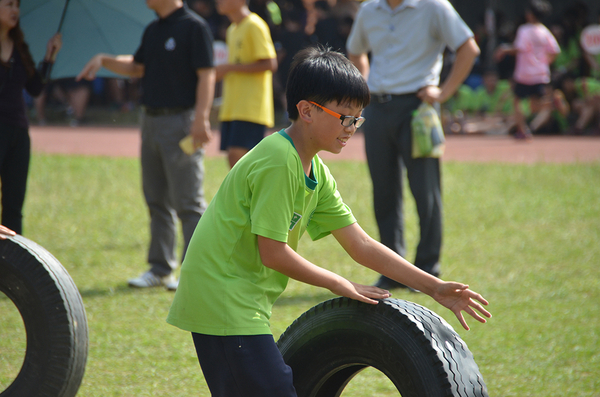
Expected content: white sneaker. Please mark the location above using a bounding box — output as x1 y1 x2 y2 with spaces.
128 271 175 288
165 279 179 291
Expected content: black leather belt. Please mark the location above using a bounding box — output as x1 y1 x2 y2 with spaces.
371 92 417 103
143 106 192 116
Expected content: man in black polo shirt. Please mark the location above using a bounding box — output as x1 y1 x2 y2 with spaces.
77 0 215 291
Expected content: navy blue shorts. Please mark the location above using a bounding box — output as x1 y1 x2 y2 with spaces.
513 82 546 99
220 120 266 151
191 333 297 397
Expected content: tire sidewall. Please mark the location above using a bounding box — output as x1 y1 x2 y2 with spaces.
0 236 88 397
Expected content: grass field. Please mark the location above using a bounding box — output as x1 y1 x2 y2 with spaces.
1 154 599 396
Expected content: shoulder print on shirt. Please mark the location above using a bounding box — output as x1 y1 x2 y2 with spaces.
289 212 302 231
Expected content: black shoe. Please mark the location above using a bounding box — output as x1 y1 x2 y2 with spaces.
373 275 412 291
374 275 423 293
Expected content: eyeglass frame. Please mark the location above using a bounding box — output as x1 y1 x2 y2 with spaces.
308 101 365 128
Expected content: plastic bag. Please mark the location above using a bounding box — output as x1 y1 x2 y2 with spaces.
411 103 445 158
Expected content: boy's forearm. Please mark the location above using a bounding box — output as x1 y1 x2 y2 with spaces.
333 223 443 295
258 235 388 305
258 236 343 290
358 240 443 295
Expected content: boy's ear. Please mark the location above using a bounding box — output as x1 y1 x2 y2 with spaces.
296 100 314 124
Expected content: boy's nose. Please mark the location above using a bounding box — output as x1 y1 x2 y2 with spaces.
344 124 357 135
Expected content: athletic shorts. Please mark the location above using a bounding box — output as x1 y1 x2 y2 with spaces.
513 82 546 99
192 333 297 397
220 120 266 151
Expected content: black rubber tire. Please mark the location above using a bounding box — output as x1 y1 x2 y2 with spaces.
0 235 88 397
277 297 488 397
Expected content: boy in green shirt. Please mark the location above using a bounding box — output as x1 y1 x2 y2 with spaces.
167 46 491 396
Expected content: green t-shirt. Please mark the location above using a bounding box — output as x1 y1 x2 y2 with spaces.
553 36 582 75
167 130 356 336
447 81 513 115
473 80 513 115
575 77 600 98
447 85 476 113
592 54 600 80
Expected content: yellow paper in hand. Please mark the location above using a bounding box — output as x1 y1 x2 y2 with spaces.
179 134 196 155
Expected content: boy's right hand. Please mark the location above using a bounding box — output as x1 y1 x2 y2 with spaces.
0 225 16 239
432 282 491 331
330 279 391 305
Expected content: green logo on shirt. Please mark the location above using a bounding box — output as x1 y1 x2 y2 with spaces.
289 212 302 231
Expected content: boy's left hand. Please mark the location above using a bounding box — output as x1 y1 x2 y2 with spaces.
351 282 392 302
0 225 16 239
432 282 491 331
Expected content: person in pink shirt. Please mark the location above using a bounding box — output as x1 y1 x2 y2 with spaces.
495 0 560 140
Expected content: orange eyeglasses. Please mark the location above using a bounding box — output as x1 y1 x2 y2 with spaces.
308 101 365 128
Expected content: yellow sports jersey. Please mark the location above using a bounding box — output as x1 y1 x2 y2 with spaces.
219 13 276 127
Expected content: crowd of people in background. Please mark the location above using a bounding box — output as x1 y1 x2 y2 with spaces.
445 1 600 136
24 0 600 136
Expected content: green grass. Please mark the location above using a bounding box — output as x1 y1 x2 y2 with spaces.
1 154 599 396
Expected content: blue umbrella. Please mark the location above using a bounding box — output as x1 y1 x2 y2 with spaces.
20 0 156 79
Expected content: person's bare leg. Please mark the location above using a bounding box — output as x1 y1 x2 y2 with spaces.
69 86 90 121
34 92 47 124
531 93 559 132
513 97 531 139
227 147 249 168
553 89 570 116
530 109 551 131
575 103 594 130
595 98 600 131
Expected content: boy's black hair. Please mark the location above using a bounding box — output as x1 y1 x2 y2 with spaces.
286 45 370 120
527 0 552 21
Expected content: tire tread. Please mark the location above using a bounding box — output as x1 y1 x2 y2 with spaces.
278 297 488 397
0 236 88 397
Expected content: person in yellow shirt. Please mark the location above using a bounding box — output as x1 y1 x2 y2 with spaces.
216 0 277 167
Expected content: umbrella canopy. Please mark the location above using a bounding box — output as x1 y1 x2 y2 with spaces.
20 0 156 80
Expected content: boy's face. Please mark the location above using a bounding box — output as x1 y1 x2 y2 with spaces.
216 0 243 16
309 101 364 154
483 73 498 93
